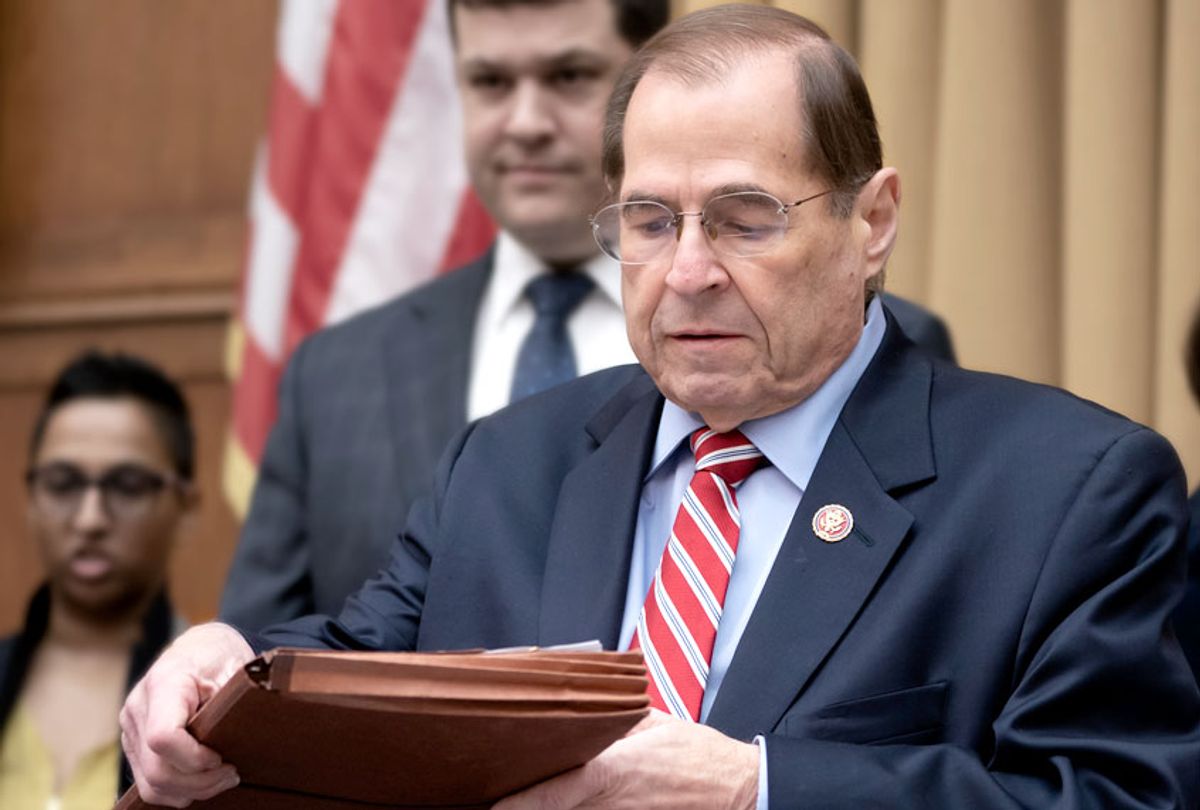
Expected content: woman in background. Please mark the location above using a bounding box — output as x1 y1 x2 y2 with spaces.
0 352 197 810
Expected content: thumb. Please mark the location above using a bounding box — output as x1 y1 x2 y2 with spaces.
623 707 676 737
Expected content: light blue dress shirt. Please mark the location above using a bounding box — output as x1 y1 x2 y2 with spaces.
616 296 886 806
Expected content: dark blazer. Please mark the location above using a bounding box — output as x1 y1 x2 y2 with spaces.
221 245 956 631
220 254 491 627
0 585 177 797
258 314 1199 808
1175 489 1200 679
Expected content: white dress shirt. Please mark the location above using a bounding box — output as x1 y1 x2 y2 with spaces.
467 231 636 420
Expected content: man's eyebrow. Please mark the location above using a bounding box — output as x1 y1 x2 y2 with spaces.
459 57 507 73
708 182 771 197
460 49 611 74
620 190 671 205
619 183 773 206
542 49 612 68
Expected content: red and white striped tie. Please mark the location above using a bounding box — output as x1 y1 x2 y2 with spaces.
631 428 766 721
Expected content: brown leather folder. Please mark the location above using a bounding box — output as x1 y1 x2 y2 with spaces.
115 647 649 809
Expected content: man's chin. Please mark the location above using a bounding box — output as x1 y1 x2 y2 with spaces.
503 217 598 264
661 375 757 427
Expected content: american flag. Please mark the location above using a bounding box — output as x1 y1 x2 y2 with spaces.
224 0 495 514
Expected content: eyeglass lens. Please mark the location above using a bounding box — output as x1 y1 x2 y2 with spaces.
592 192 789 264
27 462 169 521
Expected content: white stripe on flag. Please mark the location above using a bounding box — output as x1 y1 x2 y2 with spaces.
325 0 469 323
244 150 300 361
277 0 339 103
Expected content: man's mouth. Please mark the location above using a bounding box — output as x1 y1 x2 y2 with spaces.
671 331 739 341
497 162 575 178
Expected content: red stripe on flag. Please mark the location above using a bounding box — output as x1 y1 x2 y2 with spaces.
265 65 319 221
283 0 431 355
232 334 283 463
438 187 496 272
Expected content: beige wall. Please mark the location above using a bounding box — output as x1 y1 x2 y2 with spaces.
0 0 277 632
680 0 1200 488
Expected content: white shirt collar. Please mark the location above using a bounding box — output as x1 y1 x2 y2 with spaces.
491 230 622 317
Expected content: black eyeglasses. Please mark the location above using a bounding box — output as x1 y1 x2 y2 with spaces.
25 462 185 522
589 189 836 265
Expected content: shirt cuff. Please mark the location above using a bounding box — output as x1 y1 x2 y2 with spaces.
753 734 769 810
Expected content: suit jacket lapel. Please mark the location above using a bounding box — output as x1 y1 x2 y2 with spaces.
381 253 492 501
538 372 662 650
708 320 938 738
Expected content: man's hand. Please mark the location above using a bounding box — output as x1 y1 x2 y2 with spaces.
493 710 759 810
118 622 256 807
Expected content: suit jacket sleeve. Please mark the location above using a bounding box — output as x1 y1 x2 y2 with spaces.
245 422 479 653
762 427 1200 809
1172 490 1200 677
219 342 318 630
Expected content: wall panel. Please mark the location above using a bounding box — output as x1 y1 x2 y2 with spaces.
0 0 277 632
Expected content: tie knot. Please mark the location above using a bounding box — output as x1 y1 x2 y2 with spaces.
690 428 766 487
524 272 594 317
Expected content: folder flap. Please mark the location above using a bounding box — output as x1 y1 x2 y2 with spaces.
119 648 649 809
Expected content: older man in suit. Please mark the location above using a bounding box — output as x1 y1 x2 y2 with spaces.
124 6 1195 807
219 0 954 631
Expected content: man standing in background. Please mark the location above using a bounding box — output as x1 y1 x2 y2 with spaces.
220 0 953 631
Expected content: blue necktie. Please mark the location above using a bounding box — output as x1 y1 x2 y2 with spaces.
509 273 595 402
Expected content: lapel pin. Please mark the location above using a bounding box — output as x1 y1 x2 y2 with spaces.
812 504 853 543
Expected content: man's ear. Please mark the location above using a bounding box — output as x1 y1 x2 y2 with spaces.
856 168 900 276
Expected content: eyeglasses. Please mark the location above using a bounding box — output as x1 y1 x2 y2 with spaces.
25 462 184 523
589 189 836 265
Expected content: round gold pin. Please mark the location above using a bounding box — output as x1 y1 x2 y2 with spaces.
812 504 853 543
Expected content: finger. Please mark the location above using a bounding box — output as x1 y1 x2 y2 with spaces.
134 761 240 808
124 720 240 806
623 707 676 736
195 674 229 704
141 675 223 772
493 765 602 810
120 687 165 785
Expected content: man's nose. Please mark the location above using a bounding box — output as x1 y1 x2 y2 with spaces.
72 485 112 532
664 216 729 295
504 82 555 143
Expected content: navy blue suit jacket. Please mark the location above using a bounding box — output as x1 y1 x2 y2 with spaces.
1175 489 1200 679
259 314 1199 808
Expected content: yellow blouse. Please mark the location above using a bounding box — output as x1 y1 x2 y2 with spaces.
0 702 118 810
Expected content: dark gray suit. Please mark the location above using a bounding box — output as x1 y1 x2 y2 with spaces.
220 248 956 630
